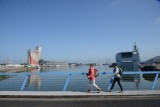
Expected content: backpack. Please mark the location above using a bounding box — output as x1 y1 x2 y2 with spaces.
86 68 99 79
118 67 123 76
94 69 99 77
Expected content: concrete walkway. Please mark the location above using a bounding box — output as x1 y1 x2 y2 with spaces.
0 90 160 98
0 90 160 107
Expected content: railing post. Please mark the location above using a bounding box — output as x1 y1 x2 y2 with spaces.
63 74 72 91
20 74 30 91
151 74 159 90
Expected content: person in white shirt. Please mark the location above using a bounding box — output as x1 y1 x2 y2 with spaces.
108 63 123 92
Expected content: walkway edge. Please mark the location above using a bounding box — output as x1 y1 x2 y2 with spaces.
0 90 160 98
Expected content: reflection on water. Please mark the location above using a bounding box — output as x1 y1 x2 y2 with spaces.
26 69 41 91
142 74 160 81
121 74 140 90
0 75 13 80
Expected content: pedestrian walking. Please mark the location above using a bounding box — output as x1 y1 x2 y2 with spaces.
87 64 101 93
108 63 123 92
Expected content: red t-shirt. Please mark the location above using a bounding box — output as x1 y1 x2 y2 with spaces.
88 66 95 80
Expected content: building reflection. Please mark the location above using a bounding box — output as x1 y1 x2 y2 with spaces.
27 68 41 91
142 74 160 81
121 74 141 90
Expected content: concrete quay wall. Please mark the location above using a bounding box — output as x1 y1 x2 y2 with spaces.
0 66 37 72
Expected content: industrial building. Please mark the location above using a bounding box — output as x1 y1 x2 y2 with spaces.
28 46 41 66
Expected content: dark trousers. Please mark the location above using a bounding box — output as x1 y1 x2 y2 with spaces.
110 77 123 91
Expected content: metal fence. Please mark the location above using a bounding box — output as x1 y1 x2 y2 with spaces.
0 71 159 91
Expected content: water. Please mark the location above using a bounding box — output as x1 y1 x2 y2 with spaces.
0 66 160 91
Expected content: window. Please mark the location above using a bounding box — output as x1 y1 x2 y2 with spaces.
121 52 132 58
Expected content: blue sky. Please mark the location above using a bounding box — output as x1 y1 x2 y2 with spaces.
0 0 160 64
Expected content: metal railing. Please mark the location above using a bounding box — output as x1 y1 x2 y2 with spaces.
0 71 160 91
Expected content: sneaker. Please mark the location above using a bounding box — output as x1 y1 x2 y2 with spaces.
98 88 101 93
88 89 91 93
118 90 123 93
107 90 111 92
120 90 123 93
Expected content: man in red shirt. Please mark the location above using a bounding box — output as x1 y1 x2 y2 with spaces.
88 64 101 93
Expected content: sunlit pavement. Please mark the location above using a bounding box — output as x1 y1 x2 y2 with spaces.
0 90 160 107
0 90 160 97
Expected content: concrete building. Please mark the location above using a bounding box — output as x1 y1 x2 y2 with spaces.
28 46 41 66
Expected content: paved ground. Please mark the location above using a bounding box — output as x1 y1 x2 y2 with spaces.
0 90 160 107
0 96 160 107
0 90 160 98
